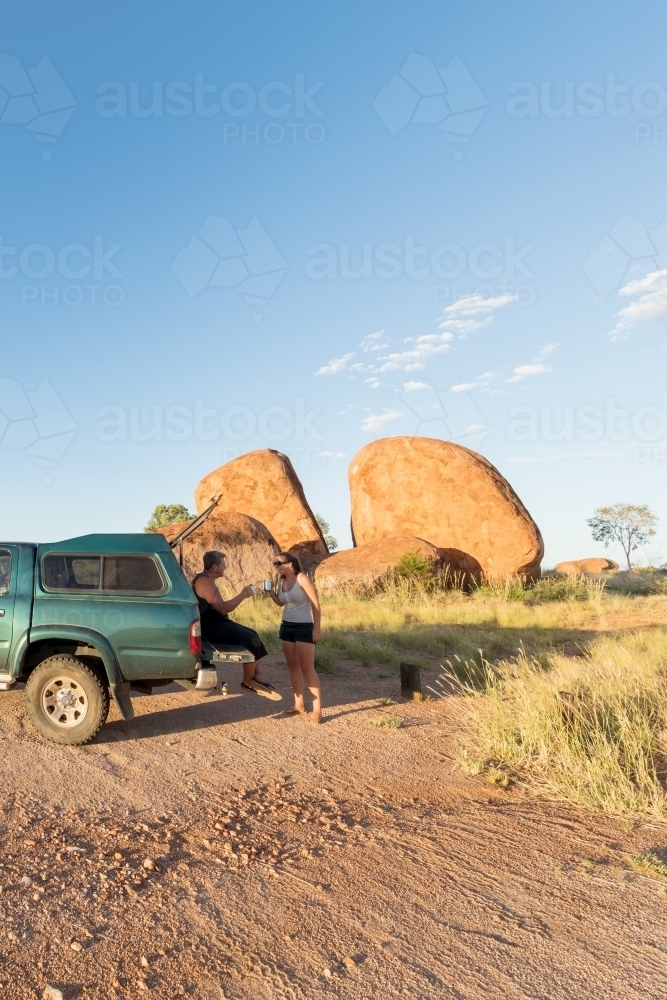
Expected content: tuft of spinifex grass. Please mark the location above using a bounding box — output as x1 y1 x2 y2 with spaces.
450 629 667 817
626 851 667 877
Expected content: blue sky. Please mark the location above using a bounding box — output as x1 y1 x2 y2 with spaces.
1 1 667 567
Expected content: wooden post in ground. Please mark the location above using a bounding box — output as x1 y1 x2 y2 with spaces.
400 662 421 700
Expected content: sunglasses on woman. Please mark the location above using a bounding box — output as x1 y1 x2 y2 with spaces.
273 560 290 567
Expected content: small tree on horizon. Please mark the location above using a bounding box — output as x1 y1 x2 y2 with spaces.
586 503 658 571
145 503 193 532
316 514 338 551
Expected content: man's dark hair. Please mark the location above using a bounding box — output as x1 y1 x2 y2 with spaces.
276 551 303 574
203 550 226 570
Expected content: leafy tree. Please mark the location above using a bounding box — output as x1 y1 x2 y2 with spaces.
586 503 658 571
316 514 338 551
145 503 193 532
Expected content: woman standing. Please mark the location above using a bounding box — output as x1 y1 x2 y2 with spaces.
267 552 323 723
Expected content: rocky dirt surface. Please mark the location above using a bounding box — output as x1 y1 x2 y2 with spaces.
0 655 665 999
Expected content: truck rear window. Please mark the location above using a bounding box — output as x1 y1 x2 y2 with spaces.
42 555 165 594
43 556 101 590
102 557 164 593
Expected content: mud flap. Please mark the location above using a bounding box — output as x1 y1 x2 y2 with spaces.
110 681 135 721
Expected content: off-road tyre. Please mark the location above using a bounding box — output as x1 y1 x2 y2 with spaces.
25 655 110 746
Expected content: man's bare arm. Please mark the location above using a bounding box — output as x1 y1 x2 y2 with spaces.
195 576 252 615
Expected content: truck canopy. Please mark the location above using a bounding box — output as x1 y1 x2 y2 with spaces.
39 534 173 554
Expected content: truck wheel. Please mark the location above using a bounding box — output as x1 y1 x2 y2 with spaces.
25 655 110 746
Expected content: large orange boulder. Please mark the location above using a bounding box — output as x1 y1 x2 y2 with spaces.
349 437 543 580
554 558 619 575
315 536 442 592
194 450 327 556
156 511 279 593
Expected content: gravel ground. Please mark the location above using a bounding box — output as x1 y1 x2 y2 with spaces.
0 654 665 999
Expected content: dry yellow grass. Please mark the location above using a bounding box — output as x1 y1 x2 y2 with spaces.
232 575 667 816
448 630 667 817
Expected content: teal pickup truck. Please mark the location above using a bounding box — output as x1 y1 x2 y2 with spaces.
0 533 222 746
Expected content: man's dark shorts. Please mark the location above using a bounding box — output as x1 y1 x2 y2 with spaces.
203 618 268 660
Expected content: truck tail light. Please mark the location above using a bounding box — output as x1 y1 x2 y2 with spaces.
189 619 202 655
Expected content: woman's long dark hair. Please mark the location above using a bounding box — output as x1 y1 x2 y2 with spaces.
276 551 303 574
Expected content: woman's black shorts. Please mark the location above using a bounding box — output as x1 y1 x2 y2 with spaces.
279 621 314 644
202 617 268 660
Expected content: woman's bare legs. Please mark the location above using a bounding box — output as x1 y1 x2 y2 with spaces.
296 641 322 722
281 640 306 713
281 640 322 720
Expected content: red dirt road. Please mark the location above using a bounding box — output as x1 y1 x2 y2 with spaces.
0 656 664 999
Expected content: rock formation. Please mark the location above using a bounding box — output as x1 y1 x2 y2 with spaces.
194 450 327 556
315 536 442 592
554 558 619 575
348 437 543 579
156 511 279 593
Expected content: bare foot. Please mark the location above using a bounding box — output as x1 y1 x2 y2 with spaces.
282 708 305 716
307 710 322 725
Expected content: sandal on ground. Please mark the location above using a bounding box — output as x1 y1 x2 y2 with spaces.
241 680 283 702
281 708 305 716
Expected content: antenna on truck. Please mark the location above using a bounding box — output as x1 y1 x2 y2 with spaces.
168 495 221 568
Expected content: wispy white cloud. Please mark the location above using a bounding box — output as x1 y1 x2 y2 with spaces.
361 410 403 432
402 380 430 392
505 362 551 383
361 330 389 352
316 352 356 376
364 377 382 389
376 334 453 372
536 342 559 357
438 292 517 338
504 343 557 383
610 268 667 340
315 293 518 380
452 370 497 392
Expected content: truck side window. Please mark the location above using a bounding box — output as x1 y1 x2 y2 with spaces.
102 556 164 594
0 550 12 596
42 555 102 591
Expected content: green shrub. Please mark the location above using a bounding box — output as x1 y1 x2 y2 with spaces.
396 550 432 579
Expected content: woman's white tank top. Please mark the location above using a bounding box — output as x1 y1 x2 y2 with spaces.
278 577 313 623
